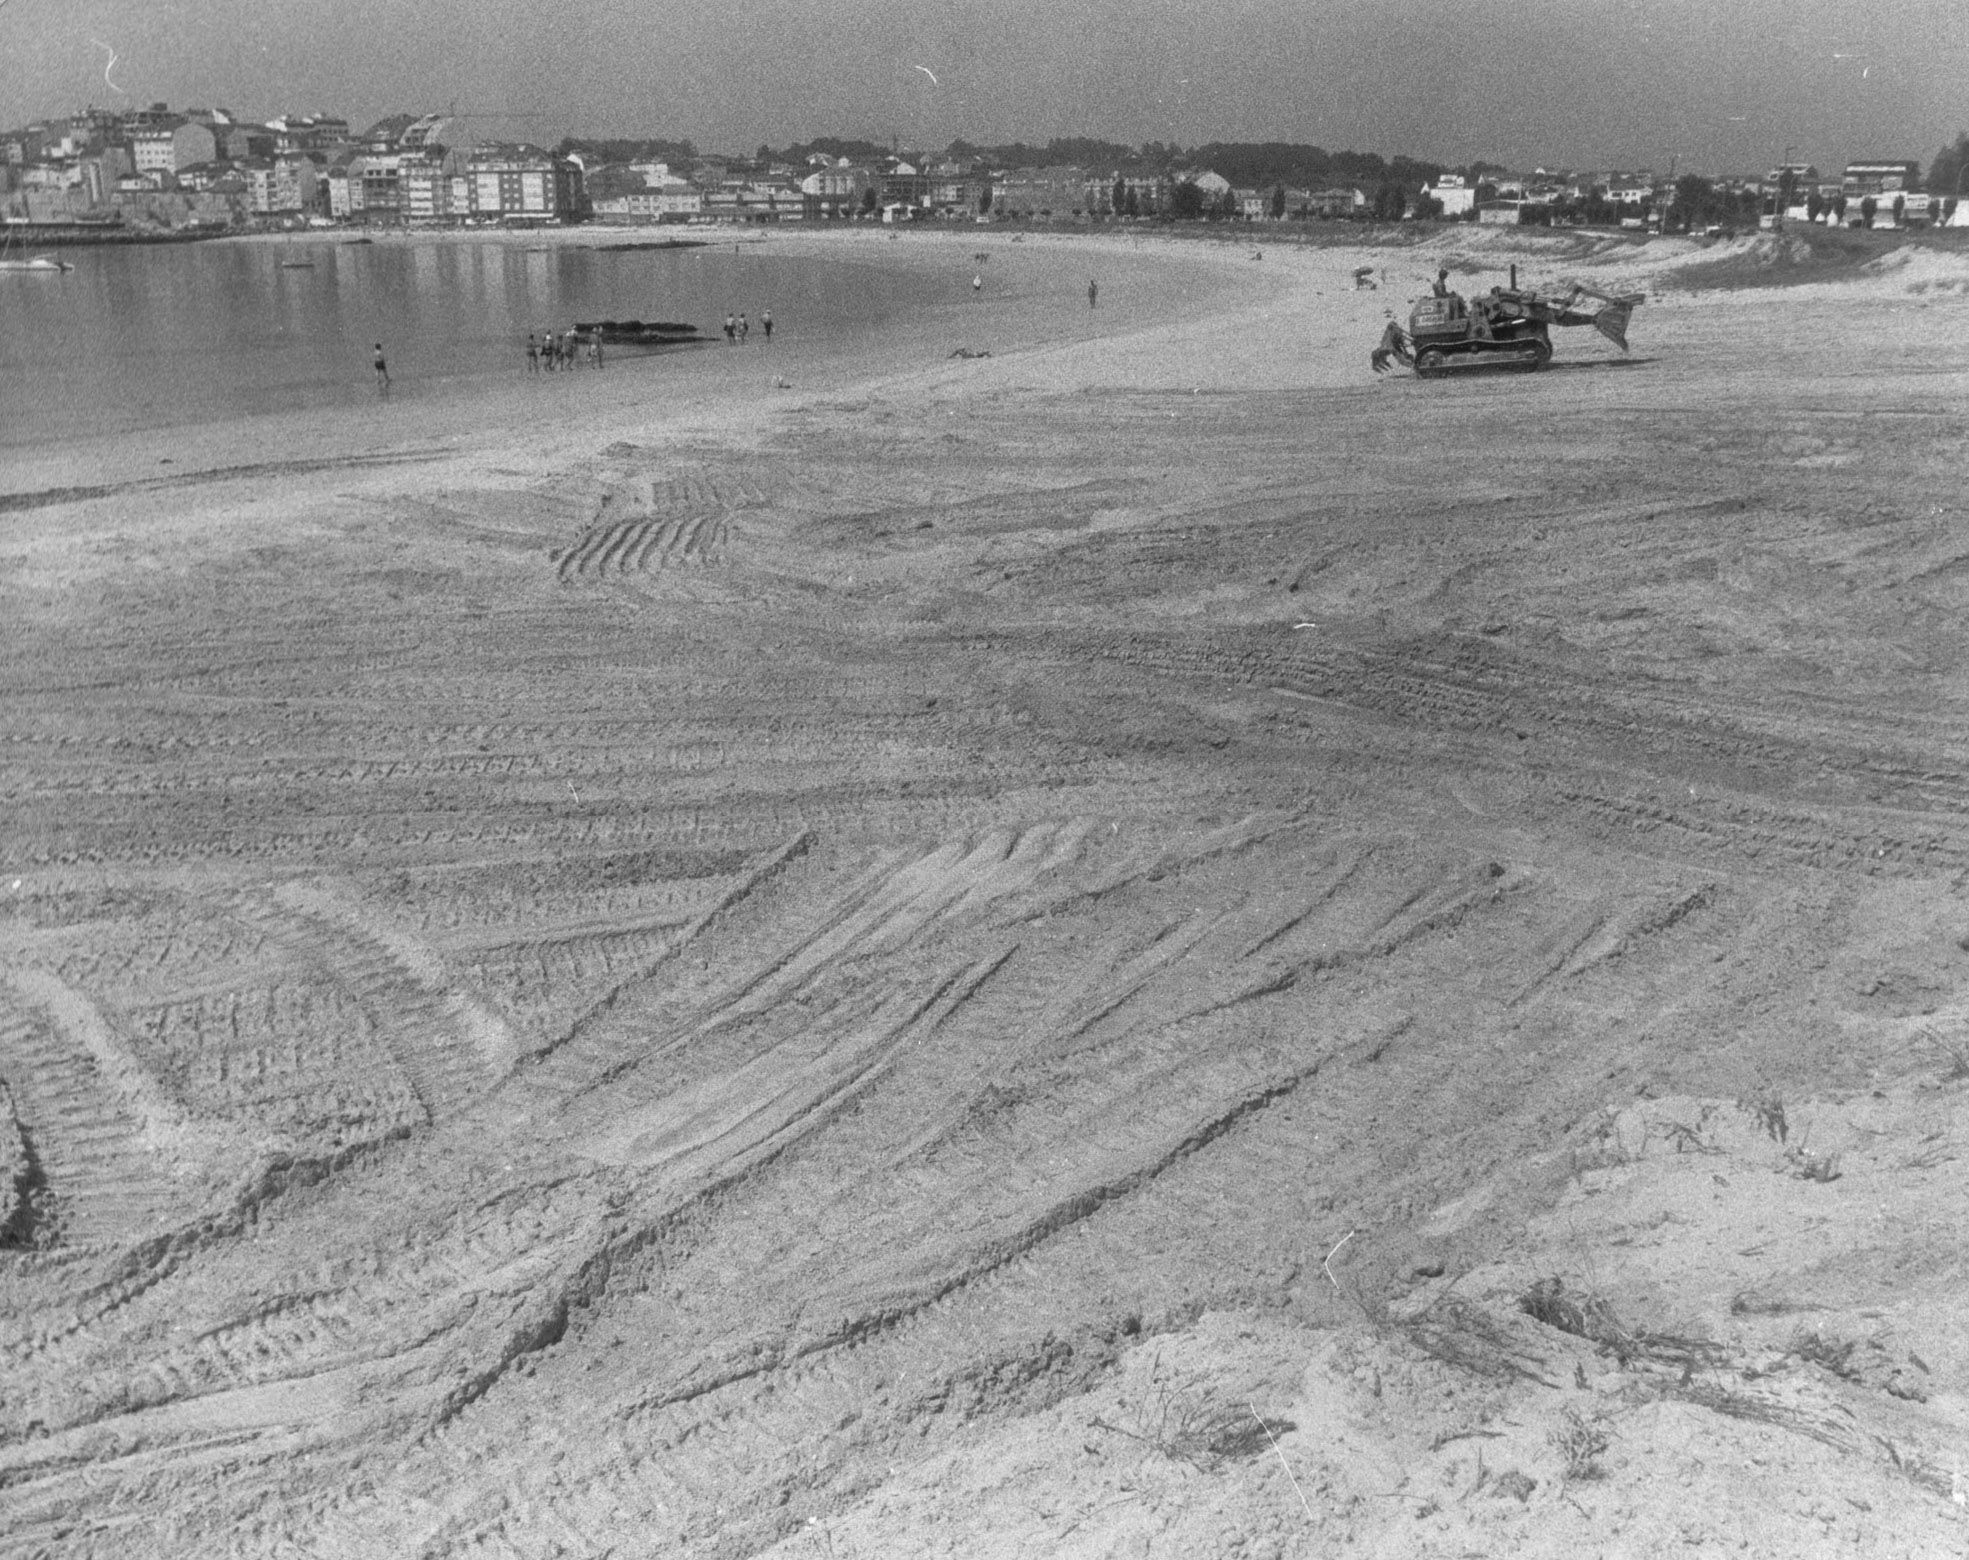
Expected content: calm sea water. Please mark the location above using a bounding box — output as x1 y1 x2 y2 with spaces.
0 238 951 449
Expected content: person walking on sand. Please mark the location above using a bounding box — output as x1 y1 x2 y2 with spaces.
1088 278 1098 308
724 313 737 343
762 308 773 341
526 333 539 374
592 331 604 370
738 312 749 343
372 342 390 391
972 273 982 295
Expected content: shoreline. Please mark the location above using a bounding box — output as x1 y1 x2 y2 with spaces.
0 225 1712 504
8 223 1962 548
0 228 1283 500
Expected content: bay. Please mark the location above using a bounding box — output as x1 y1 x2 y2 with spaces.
0 236 951 449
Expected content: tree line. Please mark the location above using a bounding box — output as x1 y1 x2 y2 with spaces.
557 132 1459 191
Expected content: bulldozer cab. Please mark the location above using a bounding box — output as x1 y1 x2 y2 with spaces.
1408 294 1470 343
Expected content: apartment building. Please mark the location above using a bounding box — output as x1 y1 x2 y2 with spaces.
401 150 470 222
242 155 318 215
129 121 219 176
800 161 876 217
1842 161 1921 198
466 144 584 220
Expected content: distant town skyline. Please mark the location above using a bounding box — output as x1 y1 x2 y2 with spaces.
4 0 1965 176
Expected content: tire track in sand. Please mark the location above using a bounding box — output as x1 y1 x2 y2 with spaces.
0 974 192 1249
566 820 1096 1169
227 883 518 1126
552 468 761 581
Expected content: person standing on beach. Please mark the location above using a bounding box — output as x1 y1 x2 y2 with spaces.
724 313 737 343
1088 279 1098 308
738 313 749 343
592 332 604 370
762 309 773 341
972 273 982 295
526 334 539 374
372 342 390 391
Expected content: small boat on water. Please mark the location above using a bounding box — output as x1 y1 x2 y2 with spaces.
279 261 317 269
574 319 703 344
0 254 73 273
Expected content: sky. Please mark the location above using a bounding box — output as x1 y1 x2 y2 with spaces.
4 0 1966 175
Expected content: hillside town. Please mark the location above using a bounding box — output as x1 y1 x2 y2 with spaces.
5 101 1969 238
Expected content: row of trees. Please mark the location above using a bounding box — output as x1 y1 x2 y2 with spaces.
556 136 698 166
568 132 1459 192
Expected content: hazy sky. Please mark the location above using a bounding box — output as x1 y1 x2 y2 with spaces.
5 0 1966 174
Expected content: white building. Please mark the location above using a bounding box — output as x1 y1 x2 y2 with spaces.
1426 173 1476 217
800 161 876 217
129 121 217 176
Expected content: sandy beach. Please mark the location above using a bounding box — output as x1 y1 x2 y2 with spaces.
7 224 1969 1559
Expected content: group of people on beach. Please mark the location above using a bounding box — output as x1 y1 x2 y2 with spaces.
721 310 772 344
527 331 600 373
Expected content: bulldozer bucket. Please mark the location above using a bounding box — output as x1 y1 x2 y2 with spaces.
1592 300 1634 352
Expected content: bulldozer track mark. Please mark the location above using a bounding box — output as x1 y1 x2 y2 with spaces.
1096 626 1969 831
579 1027 1303 1427
128 981 418 1141
705 821 1092 1031
1042 912 1221 1056
525 831 815 1072
226 885 516 1126
761 1055 1331 1371
584 947 1013 1175
1061 812 1309 911
0 973 216 1251
555 511 733 580
1551 885 1719 983
0 1130 409 1368
1237 848 1369 960
0 1085 48 1249
1557 787 1965 873
1354 866 1523 960
1507 905 1614 1008
551 465 758 581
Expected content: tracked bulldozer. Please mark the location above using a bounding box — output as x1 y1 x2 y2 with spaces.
1371 264 1642 377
